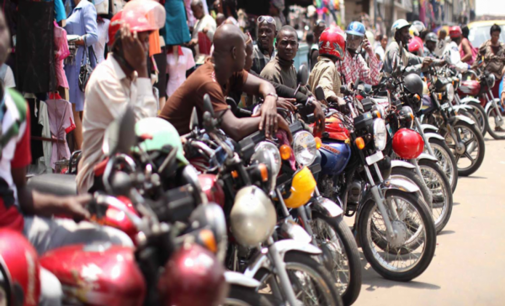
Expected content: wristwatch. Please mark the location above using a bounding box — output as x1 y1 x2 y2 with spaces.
266 93 278 100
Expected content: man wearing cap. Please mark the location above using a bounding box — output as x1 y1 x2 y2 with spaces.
338 21 381 86
444 26 471 73
251 15 277 75
77 2 162 193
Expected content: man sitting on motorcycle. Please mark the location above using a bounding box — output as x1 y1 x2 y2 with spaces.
424 32 439 58
337 21 381 86
0 9 132 306
445 26 471 73
159 24 292 141
77 3 162 193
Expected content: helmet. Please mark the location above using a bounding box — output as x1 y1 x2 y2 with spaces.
346 21 366 37
392 128 424 160
283 166 317 209
391 19 410 34
449 26 462 38
404 73 424 97
409 26 419 37
319 27 346 60
412 20 426 33
0 229 41 306
425 32 438 43
408 36 423 53
108 0 166 46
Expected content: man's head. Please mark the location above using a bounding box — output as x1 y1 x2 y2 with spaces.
191 0 205 20
216 13 226 26
381 35 388 49
438 29 447 40
269 0 282 17
275 26 298 61
345 21 366 54
314 20 326 42
0 10 10 67
392 19 411 45
462 25 470 39
213 24 247 72
257 15 277 52
425 32 438 52
490 24 501 45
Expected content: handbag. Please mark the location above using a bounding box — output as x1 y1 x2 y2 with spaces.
78 37 97 92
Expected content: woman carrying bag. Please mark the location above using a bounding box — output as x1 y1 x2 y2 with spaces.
64 0 98 150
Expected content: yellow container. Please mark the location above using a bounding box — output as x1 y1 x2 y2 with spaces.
284 166 317 209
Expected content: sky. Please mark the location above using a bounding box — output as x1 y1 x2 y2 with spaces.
475 0 505 16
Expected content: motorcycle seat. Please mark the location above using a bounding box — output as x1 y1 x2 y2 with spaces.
27 174 78 196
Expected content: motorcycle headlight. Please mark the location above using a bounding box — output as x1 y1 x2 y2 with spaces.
251 142 281 178
292 131 317 166
446 83 455 102
373 119 387 151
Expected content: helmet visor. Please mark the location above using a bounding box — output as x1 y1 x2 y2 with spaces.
346 34 363 50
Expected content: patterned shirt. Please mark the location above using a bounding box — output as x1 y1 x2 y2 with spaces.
337 49 381 86
251 44 276 75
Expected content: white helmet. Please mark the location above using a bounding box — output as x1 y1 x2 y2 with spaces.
391 19 410 34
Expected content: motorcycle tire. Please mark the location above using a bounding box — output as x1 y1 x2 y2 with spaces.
358 190 437 282
254 251 343 306
224 285 274 306
390 167 432 210
486 104 505 140
417 159 453 234
444 120 485 176
311 212 362 306
464 101 489 137
427 138 458 193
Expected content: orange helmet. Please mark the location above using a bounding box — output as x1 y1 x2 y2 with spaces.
0 229 40 306
318 27 346 61
108 0 166 47
449 26 462 38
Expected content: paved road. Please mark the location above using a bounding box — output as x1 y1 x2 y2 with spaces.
354 137 505 306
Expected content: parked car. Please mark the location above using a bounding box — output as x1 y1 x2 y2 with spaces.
468 20 505 49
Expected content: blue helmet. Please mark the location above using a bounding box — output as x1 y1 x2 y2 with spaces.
346 22 366 37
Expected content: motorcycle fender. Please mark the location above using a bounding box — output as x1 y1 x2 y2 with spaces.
485 99 501 113
424 132 445 141
449 115 475 126
243 252 271 278
382 177 420 194
224 271 261 288
417 152 438 163
311 197 343 218
460 97 480 105
421 124 438 134
452 104 473 112
391 160 415 170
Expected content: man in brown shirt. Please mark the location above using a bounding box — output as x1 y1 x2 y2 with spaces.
159 24 290 141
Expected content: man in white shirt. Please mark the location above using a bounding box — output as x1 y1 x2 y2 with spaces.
0 63 15 88
189 0 217 62
375 34 388 62
77 2 160 193
93 17 110 63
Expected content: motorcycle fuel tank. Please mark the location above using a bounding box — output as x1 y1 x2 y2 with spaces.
40 244 145 306
319 142 351 175
458 80 480 96
198 174 225 208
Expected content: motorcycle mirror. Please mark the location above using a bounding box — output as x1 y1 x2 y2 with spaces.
203 94 215 118
111 171 133 196
102 106 136 156
315 86 325 101
190 107 199 130
297 64 309 86
226 97 238 112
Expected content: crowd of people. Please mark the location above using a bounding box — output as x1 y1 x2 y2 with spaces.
0 0 505 304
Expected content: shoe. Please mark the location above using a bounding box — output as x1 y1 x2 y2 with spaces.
494 126 505 132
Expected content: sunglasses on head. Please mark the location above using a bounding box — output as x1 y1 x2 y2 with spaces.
258 16 275 25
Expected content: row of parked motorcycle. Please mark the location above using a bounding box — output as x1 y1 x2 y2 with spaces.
5 47 503 306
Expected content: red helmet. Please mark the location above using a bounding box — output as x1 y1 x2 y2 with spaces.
408 36 423 53
449 26 462 38
392 128 424 159
0 229 40 306
319 27 346 61
108 0 166 47
159 244 227 306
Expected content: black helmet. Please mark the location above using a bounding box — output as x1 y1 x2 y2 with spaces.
403 73 424 112
425 32 438 43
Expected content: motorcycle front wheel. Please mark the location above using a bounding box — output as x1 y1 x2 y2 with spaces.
311 213 362 306
486 103 505 140
390 167 432 209
427 138 458 193
254 251 343 306
417 159 453 234
224 285 274 306
444 121 485 176
358 190 437 281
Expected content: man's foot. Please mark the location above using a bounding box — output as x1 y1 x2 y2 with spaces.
494 125 505 132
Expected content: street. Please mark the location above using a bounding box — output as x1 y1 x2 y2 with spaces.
354 136 505 306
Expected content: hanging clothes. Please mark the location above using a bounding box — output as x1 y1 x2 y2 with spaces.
54 22 70 89
93 17 110 63
37 101 53 173
45 95 75 169
166 46 195 97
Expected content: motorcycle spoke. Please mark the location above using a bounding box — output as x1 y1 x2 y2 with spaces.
463 151 475 162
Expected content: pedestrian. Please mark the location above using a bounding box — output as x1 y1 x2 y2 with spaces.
93 16 110 63
460 25 477 65
269 0 285 31
310 20 326 70
445 26 471 72
474 24 505 100
189 0 217 62
338 21 381 86
375 35 388 62
166 46 196 98
435 29 450 57
64 0 98 150
163 0 191 47
251 15 277 75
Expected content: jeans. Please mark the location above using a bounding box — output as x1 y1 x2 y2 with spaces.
23 216 134 306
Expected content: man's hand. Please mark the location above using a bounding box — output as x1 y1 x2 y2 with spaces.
55 194 92 222
202 27 209 34
121 24 148 77
313 101 325 135
422 57 434 69
277 114 293 143
363 38 373 55
277 97 296 113
74 36 86 46
255 95 278 138
187 38 198 47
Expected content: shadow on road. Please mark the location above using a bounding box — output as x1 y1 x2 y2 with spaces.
438 230 455 236
458 176 488 180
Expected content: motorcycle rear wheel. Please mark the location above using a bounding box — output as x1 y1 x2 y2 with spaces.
224 285 274 306
444 121 485 176
254 251 343 306
417 159 453 234
464 102 488 137
311 213 362 306
358 190 437 281
427 138 458 193
486 104 505 140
